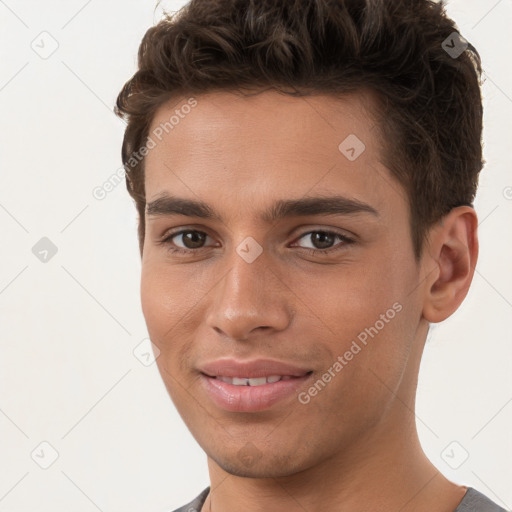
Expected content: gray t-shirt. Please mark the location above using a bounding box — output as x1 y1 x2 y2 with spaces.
171 486 509 512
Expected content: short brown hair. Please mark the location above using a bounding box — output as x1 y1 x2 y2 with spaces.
115 0 484 259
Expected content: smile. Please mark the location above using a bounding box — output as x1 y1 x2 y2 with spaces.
213 375 299 386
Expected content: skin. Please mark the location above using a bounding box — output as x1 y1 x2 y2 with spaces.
140 90 478 512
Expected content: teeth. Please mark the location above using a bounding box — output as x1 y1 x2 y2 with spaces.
248 377 267 386
215 375 286 386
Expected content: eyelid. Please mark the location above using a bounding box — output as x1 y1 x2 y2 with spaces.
159 225 356 256
160 223 357 241
157 226 214 242
159 228 217 249
291 225 358 242
290 229 355 250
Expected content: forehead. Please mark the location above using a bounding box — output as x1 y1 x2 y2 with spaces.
147 89 380 159
144 89 404 220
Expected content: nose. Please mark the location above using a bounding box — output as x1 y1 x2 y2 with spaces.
205 250 292 341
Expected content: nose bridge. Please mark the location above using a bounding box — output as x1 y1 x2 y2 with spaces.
206 245 291 340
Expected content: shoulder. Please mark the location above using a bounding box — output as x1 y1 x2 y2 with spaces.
169 486 509 512
169 487 210 512
454 487 509 512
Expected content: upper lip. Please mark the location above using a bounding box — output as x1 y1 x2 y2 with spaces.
198 358 312 379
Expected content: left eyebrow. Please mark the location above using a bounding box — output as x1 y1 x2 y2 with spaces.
261 195 379 223
145 193 379 223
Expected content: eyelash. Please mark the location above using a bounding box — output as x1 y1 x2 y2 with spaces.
157 229 355 256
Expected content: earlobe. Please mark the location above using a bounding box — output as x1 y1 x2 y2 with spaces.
422 206 479 324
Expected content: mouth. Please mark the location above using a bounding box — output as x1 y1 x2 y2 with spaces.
200 367 313 413
208 374 306 386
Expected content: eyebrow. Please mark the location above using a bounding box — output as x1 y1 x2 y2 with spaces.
145 193 379 223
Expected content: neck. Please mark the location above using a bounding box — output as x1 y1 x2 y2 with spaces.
202 408 466 512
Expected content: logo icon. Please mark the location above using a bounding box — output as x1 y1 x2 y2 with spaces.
236 237 263 263
338 134 366 161
32 237 58 263
31 441 59 469
31 31 59 60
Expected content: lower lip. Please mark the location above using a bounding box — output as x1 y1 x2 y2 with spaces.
200 373 312 412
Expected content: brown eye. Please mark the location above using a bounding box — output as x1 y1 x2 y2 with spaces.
294 230 354 253
306 232 336 249
159 229 214 254
175 230 208 249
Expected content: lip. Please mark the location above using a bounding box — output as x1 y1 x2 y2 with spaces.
198 358 313 412
198 358 312 379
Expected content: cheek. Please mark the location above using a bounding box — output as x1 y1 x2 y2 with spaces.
140 261 187 352
315 257 409 338
140 264 199 403
309 249 416 390
141 256 194 323
140 259 211 369
140 264 169 337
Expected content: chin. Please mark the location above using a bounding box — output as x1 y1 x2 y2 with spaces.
210 448 311 479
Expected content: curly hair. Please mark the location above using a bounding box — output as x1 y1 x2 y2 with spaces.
115 0 484 259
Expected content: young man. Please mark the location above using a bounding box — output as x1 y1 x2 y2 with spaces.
115 0 507 510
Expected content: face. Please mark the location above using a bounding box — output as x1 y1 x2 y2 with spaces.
141 90 427 478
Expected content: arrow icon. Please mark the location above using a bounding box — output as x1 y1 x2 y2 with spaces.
30 31 59 60
442 32 467 59
441 440 469 469
338 134 365 161
32 237 58 262
31 441 59 469
133 338 160 366
236 237 263 263
445 449 455 458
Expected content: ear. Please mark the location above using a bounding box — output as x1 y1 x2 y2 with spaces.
421 206 479 323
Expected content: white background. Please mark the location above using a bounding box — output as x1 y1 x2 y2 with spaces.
0 0 510 510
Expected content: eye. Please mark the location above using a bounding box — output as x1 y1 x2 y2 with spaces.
292 230 354 255
158 229 215 254
157 228 355 257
